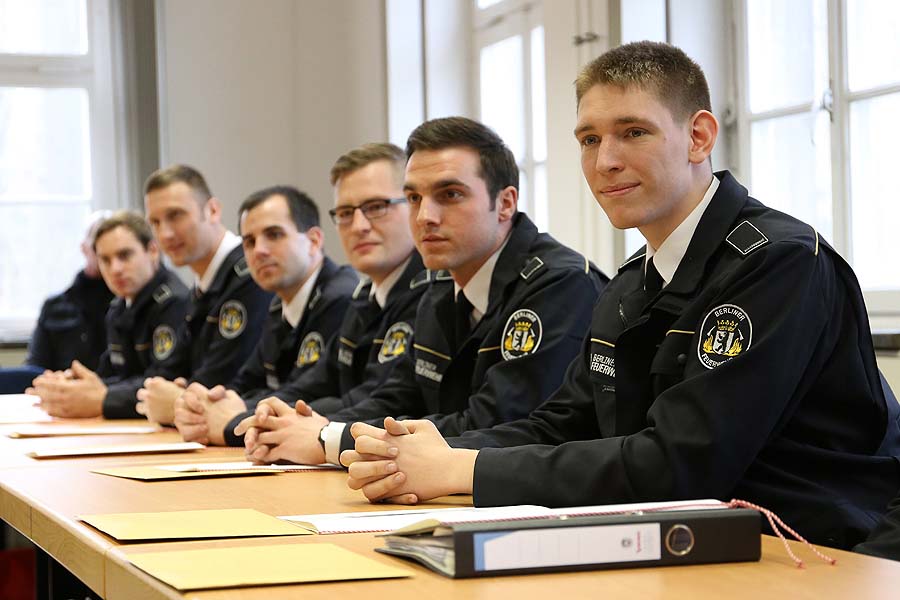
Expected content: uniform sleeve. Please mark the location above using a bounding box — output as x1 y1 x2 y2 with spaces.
227 335 269 397
190 283 271 388
102 295 191 420
471 243 836 508
419 268 599 438
25 301 56 369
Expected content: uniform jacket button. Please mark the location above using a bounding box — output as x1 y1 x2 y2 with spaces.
676 353 687 365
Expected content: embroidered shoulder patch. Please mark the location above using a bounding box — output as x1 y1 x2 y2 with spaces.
378 322 413 364
698 304 752 369
218 300 247 339
152 325 177 360
296 332 324 367
501 309 543 360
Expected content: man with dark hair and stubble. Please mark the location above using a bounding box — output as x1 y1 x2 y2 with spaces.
343 42 900 551
169 185 359 445
234 118 608 467
136 165 272 423
27 211 190 418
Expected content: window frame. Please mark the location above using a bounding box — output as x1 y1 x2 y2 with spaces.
734 0 900 325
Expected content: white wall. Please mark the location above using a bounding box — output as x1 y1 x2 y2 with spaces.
155 0 388 260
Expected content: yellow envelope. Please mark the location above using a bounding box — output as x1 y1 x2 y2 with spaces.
127 543 410 590
79 508 311 541
91 465 279 481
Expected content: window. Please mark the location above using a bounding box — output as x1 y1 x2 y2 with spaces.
737 0 900 319
474 0 548 230
0 0 122 340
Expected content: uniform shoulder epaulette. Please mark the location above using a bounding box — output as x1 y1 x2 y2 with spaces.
352 278 372 300
234 257 251 277
519 256 545 280
725 220 770 256
153 284 173 304
410 269 453 289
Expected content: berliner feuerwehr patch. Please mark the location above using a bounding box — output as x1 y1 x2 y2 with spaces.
152 325 177 360
297 332 324 366
698 304 752 369
218 301 247 339
378 321 413 364
501 309 542 360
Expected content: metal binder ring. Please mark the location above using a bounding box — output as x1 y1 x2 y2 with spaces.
665 524 695 556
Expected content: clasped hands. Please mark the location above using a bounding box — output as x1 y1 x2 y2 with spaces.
341 417 477 505
26 360 106 418
234 397 330 464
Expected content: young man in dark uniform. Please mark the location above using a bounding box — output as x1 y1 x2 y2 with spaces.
236 119 608 466
176 144 425 448
136 165 272 423
0 212 113 394
27 212 190 418
170 185 358 445
343 43 900 550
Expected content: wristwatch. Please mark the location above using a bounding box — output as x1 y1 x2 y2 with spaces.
317 425 328 453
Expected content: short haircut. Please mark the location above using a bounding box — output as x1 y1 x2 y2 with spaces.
405 116 518 208
93 211 155 251
143 164 213 204
575 41 711 122
329 142 406 187
238 185 320 233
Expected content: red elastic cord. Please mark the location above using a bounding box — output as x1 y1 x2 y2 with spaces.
729 498 837 568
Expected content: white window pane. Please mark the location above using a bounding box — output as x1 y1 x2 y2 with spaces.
746 0 828 113
625 228 644 257
846 0 900 92
0 0 87 55
849 92 900 290
533 162 547 232
477 0 503 9
0 87 91 199
480 35 524 162
750 112 832 240
531 26 547 163
518 168 529 218
0 203 90 336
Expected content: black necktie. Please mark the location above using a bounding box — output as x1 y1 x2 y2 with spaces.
455 292 474 349
644 257 663 296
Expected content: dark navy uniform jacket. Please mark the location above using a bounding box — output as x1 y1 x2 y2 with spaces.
454 172 900 550
274 251 426 413
332 213 609 453
98 266 191 418
160 245 272 388
221 257 358 446
27 271 114 371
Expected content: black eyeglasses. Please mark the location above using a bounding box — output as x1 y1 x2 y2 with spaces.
328 197 407 226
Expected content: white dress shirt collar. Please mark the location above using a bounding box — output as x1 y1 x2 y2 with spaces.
282 263 323 328
370 256 411 309
196 231 242 293
646 175 720 287
454 232 512 324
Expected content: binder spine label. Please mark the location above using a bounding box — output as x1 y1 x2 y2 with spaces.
473 524 661 571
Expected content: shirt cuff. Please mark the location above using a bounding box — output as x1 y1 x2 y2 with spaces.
323 421 347 465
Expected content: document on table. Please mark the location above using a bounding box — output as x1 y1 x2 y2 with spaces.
280 505 552 534
7 424 159 438
93 461 339 481
0 395 52 424
27 441 205 459
126 543 410 590
80 508 312 541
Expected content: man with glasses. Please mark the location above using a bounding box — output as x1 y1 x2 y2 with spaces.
169 185 358 445
234 118 608 467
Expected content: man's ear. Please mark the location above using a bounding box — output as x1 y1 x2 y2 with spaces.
205 197 223 223
495 186 518 222
688 110 719 165
305 226 325 254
